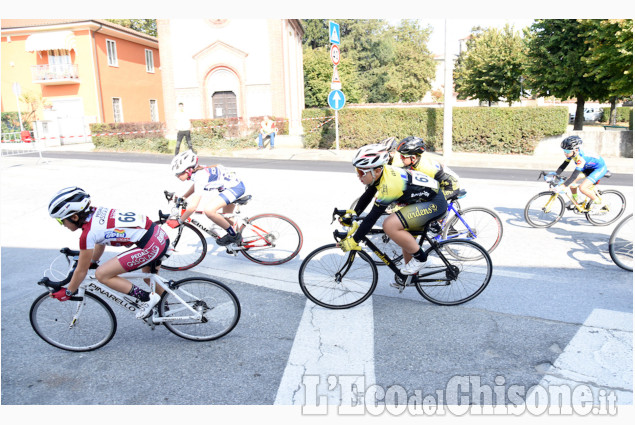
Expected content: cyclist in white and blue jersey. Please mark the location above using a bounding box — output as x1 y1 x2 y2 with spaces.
554 136 608 213
168 150 246 246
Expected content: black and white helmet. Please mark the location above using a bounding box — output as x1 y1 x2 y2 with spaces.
397 136 426 156
48 187 91 220
352 144 390 169
170 150 198 175
380 137 399 153
561 135 582 150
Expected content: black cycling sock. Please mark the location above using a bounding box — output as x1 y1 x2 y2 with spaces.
413 249 427 262
129 285 150 302
226 226 237 236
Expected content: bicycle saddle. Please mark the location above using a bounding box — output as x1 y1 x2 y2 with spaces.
234 195 252 205
446 189 467 202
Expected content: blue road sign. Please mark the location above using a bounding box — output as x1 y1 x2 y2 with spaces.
329 21 340 45
328 90 346 110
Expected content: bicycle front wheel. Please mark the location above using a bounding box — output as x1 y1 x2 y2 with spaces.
30 292 117 352
585 189 626 226
524 192 565 228
298 244 378 309
415 240 492 306
609 214 633 271
156 221 207 271
443 207 503 257
239 214 303 265
160 277 241 341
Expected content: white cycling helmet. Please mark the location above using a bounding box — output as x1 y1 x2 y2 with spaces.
48 187 91 220
352 144 390 169
171 150 198 175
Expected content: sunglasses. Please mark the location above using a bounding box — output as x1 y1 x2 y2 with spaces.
563 149 574 154
355 168 373 178
56 218 64 226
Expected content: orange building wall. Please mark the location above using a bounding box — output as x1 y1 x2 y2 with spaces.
94 32 163 123
2 28 162 124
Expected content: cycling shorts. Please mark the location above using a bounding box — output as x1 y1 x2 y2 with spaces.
582 165 608 184
217 182 246 205
117 223 169 272
394 190 448 231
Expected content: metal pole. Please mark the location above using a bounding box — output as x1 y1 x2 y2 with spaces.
14 89 24 132
442 19 453 160
335 109 340 150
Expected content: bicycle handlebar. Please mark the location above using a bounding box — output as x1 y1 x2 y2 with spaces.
38 248 79 291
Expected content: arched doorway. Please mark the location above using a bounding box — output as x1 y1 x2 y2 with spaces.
207 68 240 119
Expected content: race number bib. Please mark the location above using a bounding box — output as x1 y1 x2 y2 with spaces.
114 211 146 228
410 170 439 190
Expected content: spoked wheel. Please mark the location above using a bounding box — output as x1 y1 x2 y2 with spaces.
609 214 633 271
298 244 378 309
30 292 117 352
524 192 565 228
239 214 303 265
160 277 241 341
585 189 626 226
155 221 207 271
414 240 492 306
443 207 503 258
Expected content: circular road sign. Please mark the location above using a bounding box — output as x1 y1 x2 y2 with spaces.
330 44 340 66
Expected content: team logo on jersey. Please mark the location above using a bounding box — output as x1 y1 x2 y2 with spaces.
105 228 127 239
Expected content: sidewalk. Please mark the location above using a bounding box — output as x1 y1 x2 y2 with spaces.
42 142 634 174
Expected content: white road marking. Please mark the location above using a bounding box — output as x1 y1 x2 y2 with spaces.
274 299 376 405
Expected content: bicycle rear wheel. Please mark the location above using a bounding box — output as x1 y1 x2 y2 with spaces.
415 240 492 306
160 277 241 341
156 221 207 271
524 192 565 228
443 207 503 257
585 189 626 226
239 214 303 265
30 292 117 352
609 214 633 271
298 244 378 309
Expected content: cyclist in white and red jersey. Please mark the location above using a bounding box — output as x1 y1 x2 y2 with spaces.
48 187 169 318
168 150 246 246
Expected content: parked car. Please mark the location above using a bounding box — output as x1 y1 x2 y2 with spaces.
569 107 603 122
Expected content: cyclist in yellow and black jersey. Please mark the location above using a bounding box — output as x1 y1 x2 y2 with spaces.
393 136 461 199
340 144 448 275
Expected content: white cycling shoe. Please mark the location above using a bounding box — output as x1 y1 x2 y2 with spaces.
400 258 426 275
136 293 161 319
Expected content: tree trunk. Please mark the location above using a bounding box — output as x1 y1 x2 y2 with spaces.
609 97 617 125
574 97 585 130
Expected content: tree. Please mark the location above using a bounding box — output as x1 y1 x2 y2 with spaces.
106 19 157 37
582 19 633 125
454 25 526 106
524 19 611 130
385 20 436 102
302 19 329 49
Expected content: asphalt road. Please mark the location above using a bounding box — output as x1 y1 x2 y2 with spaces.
1 153 632 413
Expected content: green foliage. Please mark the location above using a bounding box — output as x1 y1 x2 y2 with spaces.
302 106 568 154
454 25 526 106
583 19 633 100
105 19 157 37
302 19 436 105
600 107 633 123
1 112 31 132
91 122 167 152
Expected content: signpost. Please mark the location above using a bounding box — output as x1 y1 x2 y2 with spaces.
12 82 24 131
328 21 342 150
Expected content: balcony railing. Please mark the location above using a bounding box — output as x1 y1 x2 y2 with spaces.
31 64 80 85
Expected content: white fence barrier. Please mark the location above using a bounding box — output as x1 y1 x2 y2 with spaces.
0 131 43 160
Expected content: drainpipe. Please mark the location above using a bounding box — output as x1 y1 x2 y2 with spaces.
92 23 105 122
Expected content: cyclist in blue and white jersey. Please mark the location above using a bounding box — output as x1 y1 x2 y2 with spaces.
554 135 608 213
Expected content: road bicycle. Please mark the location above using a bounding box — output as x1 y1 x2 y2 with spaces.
298 208 493 309
609 213 633 272
353 189 503 265
156 190 303 270
524 171 626 228
30 248 241 352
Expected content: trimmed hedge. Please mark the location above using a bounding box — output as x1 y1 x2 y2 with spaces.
601 106 633 123
91 122 168 152
302 106 569 154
